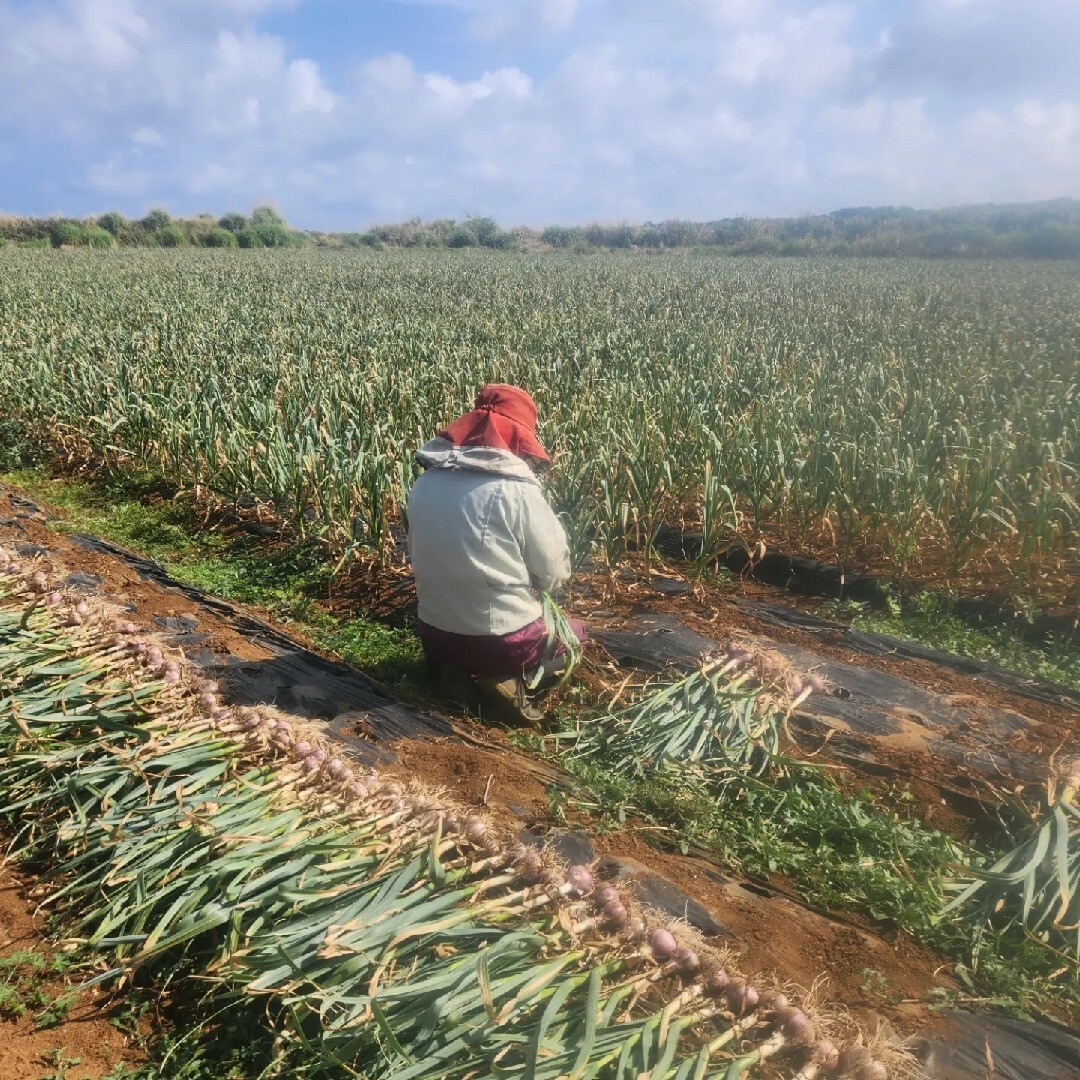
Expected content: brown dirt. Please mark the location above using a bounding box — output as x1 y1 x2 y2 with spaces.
383 735 557 825
589 830 952 1036
0 865 141 1080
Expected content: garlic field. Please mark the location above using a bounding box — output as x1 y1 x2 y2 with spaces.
0 248 1076 601
1 248 1079 1079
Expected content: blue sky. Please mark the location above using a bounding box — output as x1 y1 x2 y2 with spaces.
1 0 1077 229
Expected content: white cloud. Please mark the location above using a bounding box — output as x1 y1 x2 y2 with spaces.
86 152 154 197
286 58 336 113
956 99 1080 200
537 0 577 32
390 0 578 39
869 0 1080 97
720 6 856 94
132 126 164 147
422 68 531 112
0 0 1078 226
815 92 1080 209
819 97 938 194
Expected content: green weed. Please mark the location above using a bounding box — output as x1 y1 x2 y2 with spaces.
827 591 1080 692
0 949 73 1026
39 1049 82 1080
0 418 38 471
2 467 433 700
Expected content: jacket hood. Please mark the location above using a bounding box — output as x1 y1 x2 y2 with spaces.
438 384 551 468
415 437 541 484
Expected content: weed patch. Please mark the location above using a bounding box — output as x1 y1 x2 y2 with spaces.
827 591 1080 692
0 949 75 1026
2 466 433 700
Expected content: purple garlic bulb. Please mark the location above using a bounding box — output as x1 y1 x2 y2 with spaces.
600 900 628 928
853 1063 888 1080
464 817 488 845
723 982 759 1016
649 928 678 962
565 865 594 896
515 847 544 881
807 1040 838 1069
673 947 700 978
594 884 621 909
758 990 790 1012
776 1007 815 1046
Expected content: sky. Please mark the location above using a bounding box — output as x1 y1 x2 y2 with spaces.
1 0 1078 230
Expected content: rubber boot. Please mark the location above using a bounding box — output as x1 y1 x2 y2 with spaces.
474 675 545 726
525 653 568 693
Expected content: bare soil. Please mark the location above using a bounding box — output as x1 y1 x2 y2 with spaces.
384 735 556 824
0 865 141 1080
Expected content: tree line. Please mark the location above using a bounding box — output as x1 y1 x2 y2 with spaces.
3 199 1079 258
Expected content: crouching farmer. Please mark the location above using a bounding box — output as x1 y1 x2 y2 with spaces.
406 384 586 723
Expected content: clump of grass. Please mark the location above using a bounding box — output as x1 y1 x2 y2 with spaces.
105 990 282 1080
0 949 75 1026
1 466 433 698
828 591 1080 692
0 418 39 471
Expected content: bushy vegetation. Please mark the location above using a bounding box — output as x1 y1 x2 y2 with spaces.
0 206 303 249
3 199 1080 257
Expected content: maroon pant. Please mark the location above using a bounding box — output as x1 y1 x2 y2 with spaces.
418 615 587 678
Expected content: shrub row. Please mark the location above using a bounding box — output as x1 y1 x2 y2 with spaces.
4 199 1080 258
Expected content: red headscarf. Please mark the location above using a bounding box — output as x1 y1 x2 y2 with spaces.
439 384 551 469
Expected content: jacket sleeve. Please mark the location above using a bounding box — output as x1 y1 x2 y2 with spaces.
515 483 572 593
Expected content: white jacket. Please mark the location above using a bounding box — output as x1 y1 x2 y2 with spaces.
406 438 572 636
